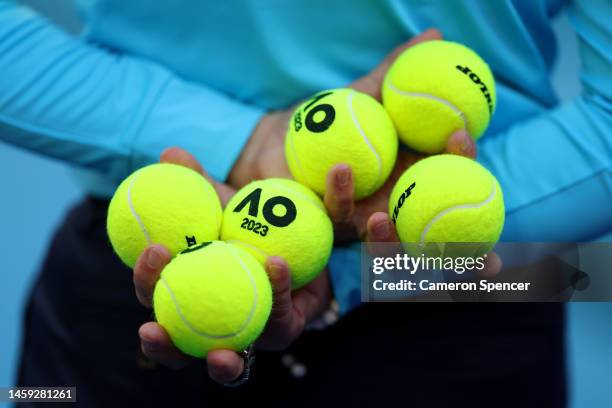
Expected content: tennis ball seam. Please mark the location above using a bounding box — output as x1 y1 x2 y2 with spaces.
159 245 259 339
226 239 270 259
385 80 468 130
420 180 497 243
347 90 383 191
286 130 307 186
126 173 152 245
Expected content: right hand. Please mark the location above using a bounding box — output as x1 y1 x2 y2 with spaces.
226 29 479 243
227 30 446 189
133 147 332 385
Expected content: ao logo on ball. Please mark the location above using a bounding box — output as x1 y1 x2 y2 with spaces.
293 91 336 133
221 178 334 289
232 187 297 237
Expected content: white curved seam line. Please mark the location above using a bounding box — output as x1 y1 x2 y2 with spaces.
226 240 270 259
386 82 468 129
127 174 151 245
160 246 259 339
160 277 239 339
348 90 383 188
226 244 259 334
209 190 222 231
288 130 307 185
420 181 496 244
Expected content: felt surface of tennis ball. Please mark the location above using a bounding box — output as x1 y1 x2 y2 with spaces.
383 40 496 153
285 88 398 200
153 241 272 358
221 178 333 289
107 163 222 268
389 155 504 257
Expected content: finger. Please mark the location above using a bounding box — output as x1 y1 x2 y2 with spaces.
445 129 477 159
364 212 404 258
160 146 205 174
160 147 236 205
266 256 293 321
365 212 399 243
291 270 332 324
256 257 303 350
207 350 245 385
139 322 192 369
324 164 355 224
350 28 443 99
479 252 503 278
133 244 172 308
265 257 297 328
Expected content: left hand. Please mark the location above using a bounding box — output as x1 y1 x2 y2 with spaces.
135 147 332 385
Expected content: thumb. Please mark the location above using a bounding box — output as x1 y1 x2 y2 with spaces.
350 28 442 100
445 129 477 159
255 256 304 350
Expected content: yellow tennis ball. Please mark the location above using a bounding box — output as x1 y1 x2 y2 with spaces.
221 178 333 289
382 40 496 153
285 88 398 200
389 155 505 257
107 163 222 268
153 241 272 358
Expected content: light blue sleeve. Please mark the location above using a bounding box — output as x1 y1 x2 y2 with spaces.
329 0 612 314
478 0 612 242
0 2 263 183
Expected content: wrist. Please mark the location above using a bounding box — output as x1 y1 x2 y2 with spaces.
228 110 291 188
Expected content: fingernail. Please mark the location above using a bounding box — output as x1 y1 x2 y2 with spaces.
139 327 156 349
373 220 390 239
453 131 473 153
141 339 160 352
147 247 163 270
336 167 350 187
447 131 472 156
267 261 282 281
460 139 473 154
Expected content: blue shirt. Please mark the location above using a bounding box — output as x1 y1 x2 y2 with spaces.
1 0 610 313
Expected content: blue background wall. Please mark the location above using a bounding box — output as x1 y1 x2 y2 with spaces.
0 1 610 406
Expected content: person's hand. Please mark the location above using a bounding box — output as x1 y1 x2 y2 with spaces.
228 109 293 188
324 28 481 242
134 147 332 385
227 29 448 188
362 212 503 278
228 28 477 242
325 127 475 243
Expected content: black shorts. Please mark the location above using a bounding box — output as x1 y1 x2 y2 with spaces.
17 198 566 407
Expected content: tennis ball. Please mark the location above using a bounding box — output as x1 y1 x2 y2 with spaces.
285 88 398 200
389 155 504 257
107 163 222 268
221 178 333 289
153 241 272 358
382 40 496 153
